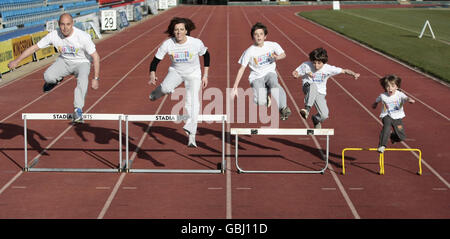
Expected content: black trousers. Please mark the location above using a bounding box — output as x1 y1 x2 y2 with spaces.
378 115 406 147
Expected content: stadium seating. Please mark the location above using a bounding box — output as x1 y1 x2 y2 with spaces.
1 4 62 28
0 0 44 12
63 0 99 17
0 0 99 28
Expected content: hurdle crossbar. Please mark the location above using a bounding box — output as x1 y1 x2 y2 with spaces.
230 128 334 174
341 148 422 175
22 113 124 173
125 114 227 174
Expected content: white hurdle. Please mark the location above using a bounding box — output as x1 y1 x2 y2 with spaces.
125 114 227 174
22 113 124 173
230 128 334 174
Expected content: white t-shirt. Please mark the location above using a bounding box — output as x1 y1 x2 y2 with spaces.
294 61 342 95
375 90 409 119
238 41 284 83
37 27 96 63
155 36 208 75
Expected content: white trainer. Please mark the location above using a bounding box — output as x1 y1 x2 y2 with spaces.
188 134 197 148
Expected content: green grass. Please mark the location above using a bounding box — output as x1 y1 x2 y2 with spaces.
299 8 450 83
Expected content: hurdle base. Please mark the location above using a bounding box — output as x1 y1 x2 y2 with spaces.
22 113 124 174
236 165 327 174
26 168 121 173
342 147 422 176
125 114 226 175
128 169 223 174
232 128 332 175
237 169 326 174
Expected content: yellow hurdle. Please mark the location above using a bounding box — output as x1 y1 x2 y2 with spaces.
341 148 422 175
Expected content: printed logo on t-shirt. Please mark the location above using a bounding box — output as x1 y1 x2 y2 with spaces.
58 46 79 56
312 72 326 83
384 99 403 113
252 52 275 66
170 51 193 63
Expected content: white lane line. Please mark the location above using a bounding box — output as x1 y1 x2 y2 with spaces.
226 7 233 220
432 188 447 191
11 186 27 189
0 7 189 202
0 171 23 195
123 187 137 190
280 10 449 121
321 188 337 191
349 188 364 191
29 49 158 166
236 187 252 190
97 173 126 219
333 79 450 189
294 13 449 120
275 9 450 189
28 12 189 168
208 187 223 190
0 6 182 90
340 11 450 45
97 6 215 219
254 10 361 219
0 76 74 124
98 95 168 219
0 7 188 124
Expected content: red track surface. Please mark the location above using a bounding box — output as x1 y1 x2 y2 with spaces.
0 5 448 219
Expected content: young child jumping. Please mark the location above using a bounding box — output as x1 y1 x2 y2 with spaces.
372 74 415 153
231 22 291 120
292 47 360 128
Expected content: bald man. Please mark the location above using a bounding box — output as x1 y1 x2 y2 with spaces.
8 13 100 123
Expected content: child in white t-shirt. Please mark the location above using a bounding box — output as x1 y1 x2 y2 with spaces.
292 47 359 128
372 74 415 153
231 22 291 120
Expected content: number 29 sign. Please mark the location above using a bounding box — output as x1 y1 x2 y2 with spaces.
101 10 117 31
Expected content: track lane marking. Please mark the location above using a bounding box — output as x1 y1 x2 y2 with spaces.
0 6 180 90
226 6 233 220
98 6 216 219
0 6 192 201
250 8 362 219
281 10 449 120
271 8 449 189
0 7 186 124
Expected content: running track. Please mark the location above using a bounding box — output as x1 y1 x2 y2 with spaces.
0 5 448 219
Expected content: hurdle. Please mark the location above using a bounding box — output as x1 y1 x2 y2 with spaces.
341 148 422 175
22 113 124 172
125 114 227 173
230 128 334 174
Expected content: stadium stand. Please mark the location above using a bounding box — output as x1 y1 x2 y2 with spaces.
63 0 99 17
0 0 100 28
0 0 164 76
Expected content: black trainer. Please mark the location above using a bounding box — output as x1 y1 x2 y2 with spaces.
43 82 57 92
43 78 63 93
390 133 400 144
